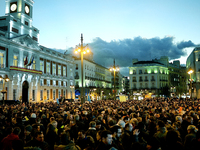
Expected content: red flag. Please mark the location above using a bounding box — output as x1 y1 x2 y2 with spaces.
24 56 28 66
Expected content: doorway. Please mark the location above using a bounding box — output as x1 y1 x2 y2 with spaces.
22 81 29 103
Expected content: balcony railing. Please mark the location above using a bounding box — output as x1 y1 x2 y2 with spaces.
151 79 155 81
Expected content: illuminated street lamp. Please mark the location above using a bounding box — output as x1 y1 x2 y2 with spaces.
110 59 119 100
187 67 194 99
74 34 90 103
0 75 9 104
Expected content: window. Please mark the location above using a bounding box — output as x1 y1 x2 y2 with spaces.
140 83 143 88
13 55 18 66
144 69 147 74
145 76 148 81
40 61 43 72
132 77 136 82
64 90 66 98
63 66 66 76
145 83 148 88
40 79 43 86
46 62 50 74
53 80 56 86
47 90 49 100
59 90 61 99
58 81 61 87
133 70 136 74
76 64 78 70
58 65 61 75
32 90 35 101
139 70 142 74
0 53 4 68
139 76 143 81
53 90 55 100
13 89 16 100
40 90 43 100
53 64 56 75
47 80 50 86
63 82 66 87
32 60 36 70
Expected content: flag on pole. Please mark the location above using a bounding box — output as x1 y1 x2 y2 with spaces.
27 56 34 66
24 56 28 66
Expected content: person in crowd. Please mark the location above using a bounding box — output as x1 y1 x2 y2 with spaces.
54 131 80 150
1 127 21 150
110 125 124 150
26 131 49 150
184 125 198 150
95 130 115 150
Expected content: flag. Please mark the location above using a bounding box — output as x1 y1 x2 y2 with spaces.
24 56 28 66
27 56 34 66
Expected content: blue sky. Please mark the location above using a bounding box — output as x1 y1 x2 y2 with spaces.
0 0 199 76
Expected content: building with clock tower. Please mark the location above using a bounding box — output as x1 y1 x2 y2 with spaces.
3 0 39 41
0 0 75 103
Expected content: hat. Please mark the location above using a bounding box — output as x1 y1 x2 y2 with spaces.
31 113 36 119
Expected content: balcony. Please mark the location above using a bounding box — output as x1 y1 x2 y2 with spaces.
139 79 143 82
132 80 137 82
151 79 155 81
144 79 148 82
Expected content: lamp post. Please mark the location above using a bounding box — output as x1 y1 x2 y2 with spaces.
110 59 119 100
187 68 194 99
0 75 9 104
74 34 90 103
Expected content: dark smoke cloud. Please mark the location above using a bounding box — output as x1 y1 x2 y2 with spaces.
59 36 195 76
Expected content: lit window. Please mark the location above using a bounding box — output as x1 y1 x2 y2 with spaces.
0 53 4 68
58 65 61 75
53 64 56 75
47 62 50 73
47 90 49 100
13 55 18 66
40 61 43 72
40 90 43 100
63 66 66 76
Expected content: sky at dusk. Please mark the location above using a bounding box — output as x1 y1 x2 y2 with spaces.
0 0 200 76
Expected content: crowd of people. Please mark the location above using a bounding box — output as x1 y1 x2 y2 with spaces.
0 97 200 150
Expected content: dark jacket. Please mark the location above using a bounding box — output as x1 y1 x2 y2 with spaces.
26 139 49 150
54 141 81 150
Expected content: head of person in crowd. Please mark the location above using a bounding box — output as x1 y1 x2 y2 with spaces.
110 125 122 139
51 120 58 129
130 118 138 129
124 122 133 132
157 120 166 133
186 116 193 124
187 125 198 134
74 114 80 122
13 127 21 136
117 120 125 128
89 121 96 129
101 130 113 145
123 116 130 123
77 130 86 140
34 131 44 142
175 116 182 123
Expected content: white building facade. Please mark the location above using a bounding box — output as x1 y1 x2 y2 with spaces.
129 59 169 97
0 0 75 103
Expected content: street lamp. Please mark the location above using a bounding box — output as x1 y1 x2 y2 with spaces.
110 59 119 100
187 67 194 99
74 33 90 103
0 75 9 104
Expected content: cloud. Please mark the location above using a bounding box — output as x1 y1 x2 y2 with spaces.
177 40 196 49
63 36 195 76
